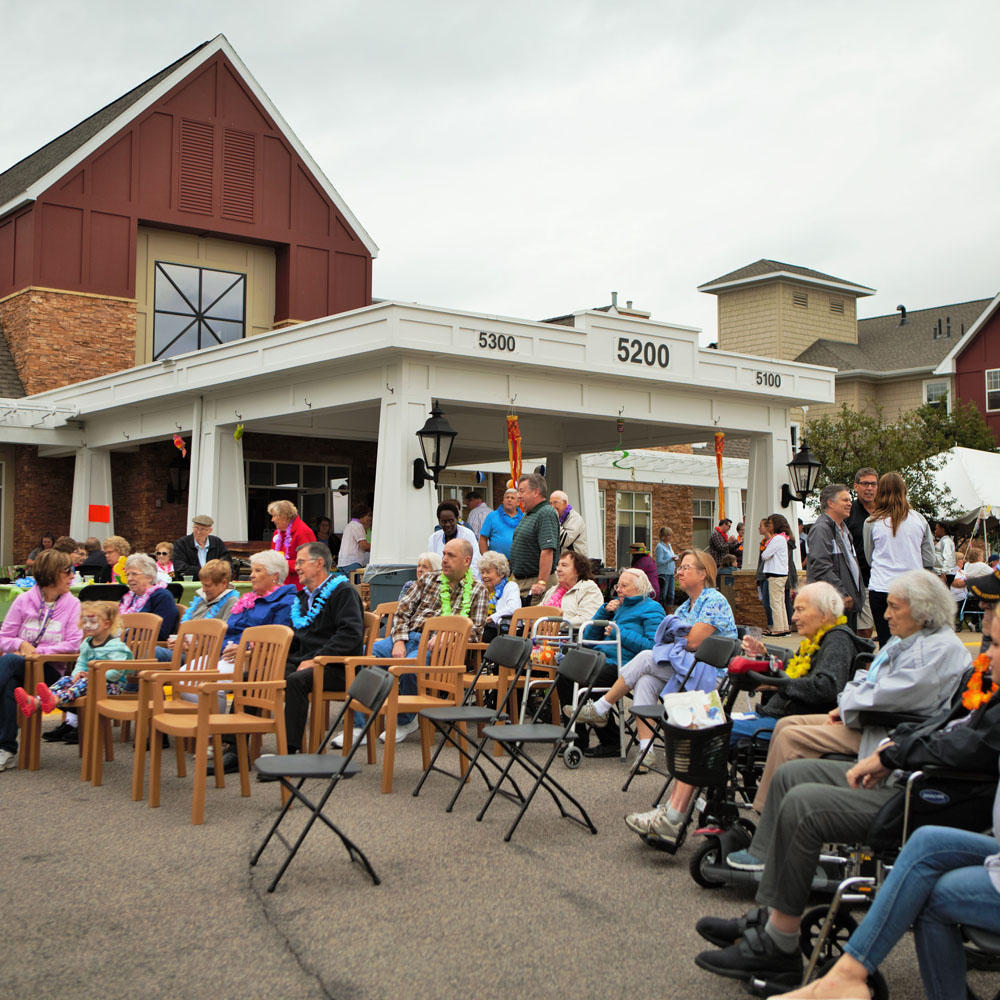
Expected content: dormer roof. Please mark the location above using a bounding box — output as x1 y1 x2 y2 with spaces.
698 258 874 298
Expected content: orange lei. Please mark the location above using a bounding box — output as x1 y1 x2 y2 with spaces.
962 654 996 711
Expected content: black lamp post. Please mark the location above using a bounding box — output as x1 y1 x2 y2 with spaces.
780 440 822 508
413 401 458 489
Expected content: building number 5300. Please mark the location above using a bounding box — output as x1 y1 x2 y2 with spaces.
477 331 516 351
616 337 670 368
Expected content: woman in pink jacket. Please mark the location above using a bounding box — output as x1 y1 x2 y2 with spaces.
0 549 82 770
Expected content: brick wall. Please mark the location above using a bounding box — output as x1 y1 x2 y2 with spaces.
599 478 693 569
13 446 75 560
110 441 189 554
0 287 136 394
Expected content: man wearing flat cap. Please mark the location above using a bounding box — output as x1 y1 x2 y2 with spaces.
172 515 233 579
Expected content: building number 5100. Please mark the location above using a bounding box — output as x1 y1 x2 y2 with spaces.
616 337 670 368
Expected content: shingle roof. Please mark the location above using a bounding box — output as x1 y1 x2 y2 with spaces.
0 41 210 211
0 327 26 398
698 259 874 294
795 298 994 374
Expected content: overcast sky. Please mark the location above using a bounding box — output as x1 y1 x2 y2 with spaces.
3 0 999 342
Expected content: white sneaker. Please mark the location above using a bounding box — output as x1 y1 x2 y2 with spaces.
379 717 420 743
624 804 668 835
0 748 16 772
331 730 366 749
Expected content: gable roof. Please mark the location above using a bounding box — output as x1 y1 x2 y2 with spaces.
698 259 875 297
0 35 378 257
934 290 1000 375
796 297 993 376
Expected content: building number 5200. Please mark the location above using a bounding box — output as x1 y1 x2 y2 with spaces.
616 337 670 368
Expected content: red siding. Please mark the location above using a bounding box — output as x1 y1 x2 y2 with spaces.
0 51 372 319
954 309 1000 439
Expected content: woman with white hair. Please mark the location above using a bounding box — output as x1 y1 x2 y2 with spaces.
119 552 178 639
736 581 872 744
478 550 522 640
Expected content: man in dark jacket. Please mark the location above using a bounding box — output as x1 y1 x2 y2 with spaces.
708 519 736 568
172 515 232 579
694 617 995 984
845 467 878 637
805 483 866 631
280 542 365 755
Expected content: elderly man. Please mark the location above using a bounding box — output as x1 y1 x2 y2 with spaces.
367 538 488 743
550 490 587 557
510 472 561 604
173 515 232 579
694 609 1000 985
479 487 523 557
464 491 492 538
805 483 865 631
278 542 366 757
846 467 878 637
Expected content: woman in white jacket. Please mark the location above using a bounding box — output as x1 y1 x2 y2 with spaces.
863 471 935 646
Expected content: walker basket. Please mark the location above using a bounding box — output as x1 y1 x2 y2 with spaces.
662 720 733 787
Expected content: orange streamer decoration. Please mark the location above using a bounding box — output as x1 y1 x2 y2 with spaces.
507 415 522 492
714 431 726 522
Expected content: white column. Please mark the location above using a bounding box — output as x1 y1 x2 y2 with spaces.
744 422 795 572
370 383 438 567
70 447 114 539
188 422 247 540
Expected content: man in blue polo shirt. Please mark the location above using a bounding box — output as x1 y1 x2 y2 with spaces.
479 487 523 558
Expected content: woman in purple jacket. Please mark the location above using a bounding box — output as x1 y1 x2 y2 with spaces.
0 549 83 770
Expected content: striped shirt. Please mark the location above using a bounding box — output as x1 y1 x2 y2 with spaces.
391 570 490 642
508 501 560 579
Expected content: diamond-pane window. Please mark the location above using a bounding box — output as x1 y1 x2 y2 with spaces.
153 262 246 360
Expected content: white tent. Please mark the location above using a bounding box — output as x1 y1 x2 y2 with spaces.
932 446 1000 521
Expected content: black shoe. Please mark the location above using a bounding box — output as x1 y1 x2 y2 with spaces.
583 742 620 758
695 906 768 949
62 726 79 745
694 926 802 982
220 750 241 774
42 721 75 743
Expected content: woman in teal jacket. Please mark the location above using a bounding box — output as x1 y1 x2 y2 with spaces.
572 568 666 756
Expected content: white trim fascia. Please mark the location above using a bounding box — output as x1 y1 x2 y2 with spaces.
835 365 937 380
933 290 1000 376
0 35 379 258
697 271 875 297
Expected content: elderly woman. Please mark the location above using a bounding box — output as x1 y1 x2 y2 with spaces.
571 568 666 757
479 550 522 641
101 535 131 585
0 550 83 764
629 542 661 598
156 559 240 662
220 549 297 658
268 500 316 589
154 541 175 583
742 567 972 821
118 553 178 641
399 552 442 600
736 582 871 745
540 550 604 627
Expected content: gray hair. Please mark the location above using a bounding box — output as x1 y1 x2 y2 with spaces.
125 553 158 583
479 550 511 578
888 569 956 631
795 581 844 621
619 567 652 596
819 483 850 511
250 549 289 583
416 551 442 573
517 472 548 496
297 542 333 572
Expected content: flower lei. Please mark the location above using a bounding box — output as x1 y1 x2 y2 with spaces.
120 583 166 615
290 574 346 629
181 588 237 623
487 578 507 616
784 616 848 679
440 571 474 616
230 586 278 617
962 653 996 711
272 519 296 559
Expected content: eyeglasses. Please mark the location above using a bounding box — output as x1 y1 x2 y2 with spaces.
856 480 878 488
155 550 170 556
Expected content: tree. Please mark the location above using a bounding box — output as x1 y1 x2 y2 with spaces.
909 399 999 454
803 403 956 518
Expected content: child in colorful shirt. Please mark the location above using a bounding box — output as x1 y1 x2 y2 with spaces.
13 601 134 716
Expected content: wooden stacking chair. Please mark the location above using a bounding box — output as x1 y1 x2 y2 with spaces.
251 666 395 892
89 618 226 799
342 615 472 793
307 611 379 752
148 624 294 825
18 652 79 771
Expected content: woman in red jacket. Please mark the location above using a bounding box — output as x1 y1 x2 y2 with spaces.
268 500 316 589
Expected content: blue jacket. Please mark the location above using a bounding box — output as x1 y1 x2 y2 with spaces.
582 594 665 666
223 583 296 646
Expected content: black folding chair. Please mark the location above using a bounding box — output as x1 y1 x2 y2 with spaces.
78 583 128 602
476 646 606 842
412 634 533 810
250 666 393 892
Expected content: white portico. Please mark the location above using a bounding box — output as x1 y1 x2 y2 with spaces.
0 300 834 567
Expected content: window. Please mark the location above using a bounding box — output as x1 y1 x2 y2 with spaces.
923 380 949 409
987 370 1000 412
792 290 808 308
616 491 651 567
153 261 246 360
692 489 715 550
244 462 351 541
